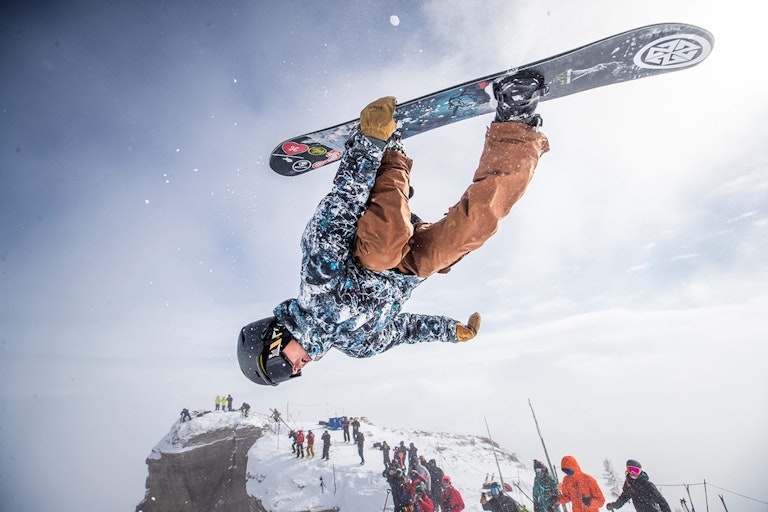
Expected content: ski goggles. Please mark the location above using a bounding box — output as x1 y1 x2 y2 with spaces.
259 326 301 384
562 467 575 475
627 466 642 476
490 484 501 495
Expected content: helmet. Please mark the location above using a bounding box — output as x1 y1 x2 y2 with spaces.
238 317 301 386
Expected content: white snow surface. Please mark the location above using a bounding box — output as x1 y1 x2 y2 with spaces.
155 410 533 512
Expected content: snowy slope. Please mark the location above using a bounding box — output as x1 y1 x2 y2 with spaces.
246 414 534 512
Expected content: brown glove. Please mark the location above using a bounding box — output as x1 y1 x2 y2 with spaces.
456 312 481 342
360 96 397 142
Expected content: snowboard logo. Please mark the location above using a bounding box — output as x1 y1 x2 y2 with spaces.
282 142 309 155
633 34 712 69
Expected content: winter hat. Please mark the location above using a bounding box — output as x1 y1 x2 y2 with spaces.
534 460 547 470
626 459 642 469
442 475 452 485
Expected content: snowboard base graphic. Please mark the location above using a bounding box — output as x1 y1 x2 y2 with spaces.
270 23 713 177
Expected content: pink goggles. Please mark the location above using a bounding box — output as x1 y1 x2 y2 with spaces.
627 466 642 475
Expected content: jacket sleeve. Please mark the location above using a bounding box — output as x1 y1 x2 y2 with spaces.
648 482 671 512
588 476 605 508
301 133 383 288
613 480 631 509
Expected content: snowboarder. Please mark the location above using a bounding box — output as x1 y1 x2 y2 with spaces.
481 482 522 512
180 408 192 423
415 482 435 512
215 395 221 411
238 71 549 386
384 462 409 512
321 430 331 460
381 440 391 468
606 460 671 512
532 460 559 512
239 402 250 417
424 458 444 510
440 475 465 512
226 394 233 411
296 430 305 458
306 430 316 458
356 430 366 465
556 455 605 512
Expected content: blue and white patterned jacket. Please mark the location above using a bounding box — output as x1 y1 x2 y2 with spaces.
274 133 459 360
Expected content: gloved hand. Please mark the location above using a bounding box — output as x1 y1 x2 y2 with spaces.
582 496 592 506
360 96 397 142
480 492 488 505
456 312 482 341
607 502 616 511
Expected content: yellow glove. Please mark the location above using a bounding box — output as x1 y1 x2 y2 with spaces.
360 96 397 142
480 493 488 505
456 312 481 342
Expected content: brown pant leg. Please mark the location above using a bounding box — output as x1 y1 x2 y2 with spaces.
354 151 415 272
396 122 550 278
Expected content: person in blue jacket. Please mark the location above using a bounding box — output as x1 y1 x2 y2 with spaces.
238 71 549 386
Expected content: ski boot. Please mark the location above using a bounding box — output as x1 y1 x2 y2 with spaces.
493 70 548 127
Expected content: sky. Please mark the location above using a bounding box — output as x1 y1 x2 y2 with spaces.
1 1 767 511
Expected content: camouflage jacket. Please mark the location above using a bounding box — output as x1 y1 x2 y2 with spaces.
274 133 458 360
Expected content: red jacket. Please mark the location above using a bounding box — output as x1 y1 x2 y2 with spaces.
416 493 434 512
556 456 605 512
441 485 465 512
297 431 305 444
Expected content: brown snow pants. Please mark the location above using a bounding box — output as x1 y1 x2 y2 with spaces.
354 122 550 278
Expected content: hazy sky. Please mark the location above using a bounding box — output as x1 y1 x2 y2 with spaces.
1 1 766 511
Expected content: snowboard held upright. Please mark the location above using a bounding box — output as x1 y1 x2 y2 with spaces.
269 23 713 177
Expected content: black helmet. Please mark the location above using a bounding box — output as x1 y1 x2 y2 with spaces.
238 317 301 386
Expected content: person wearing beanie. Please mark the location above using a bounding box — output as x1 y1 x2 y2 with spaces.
440 475 466 512
556 455 605 512
532 460 560 512
606 460 671 512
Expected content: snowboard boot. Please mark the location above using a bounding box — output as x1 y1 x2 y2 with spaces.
456 312 481 342
493 70 547 127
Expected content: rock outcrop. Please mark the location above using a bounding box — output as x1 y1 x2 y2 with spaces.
136 412 267 512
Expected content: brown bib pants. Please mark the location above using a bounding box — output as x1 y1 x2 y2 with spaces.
354 122 550 278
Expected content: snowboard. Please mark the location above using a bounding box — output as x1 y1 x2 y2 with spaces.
270 22 713 177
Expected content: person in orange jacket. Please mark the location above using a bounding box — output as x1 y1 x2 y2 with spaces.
556 455 605 512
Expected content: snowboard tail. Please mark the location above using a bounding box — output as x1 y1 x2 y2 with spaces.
270 23 713 176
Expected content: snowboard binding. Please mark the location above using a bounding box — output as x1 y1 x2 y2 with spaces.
493 70 548 127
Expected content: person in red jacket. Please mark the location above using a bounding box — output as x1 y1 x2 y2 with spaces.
440 475 465 512
556 455 605 512
414 482 435 512
295 430 305 459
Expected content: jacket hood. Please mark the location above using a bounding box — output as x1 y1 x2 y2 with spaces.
561 455 582 474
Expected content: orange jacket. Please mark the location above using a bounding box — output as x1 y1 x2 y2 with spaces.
556 456 605 512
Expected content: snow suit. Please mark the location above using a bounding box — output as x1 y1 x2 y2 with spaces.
296 431 305 458
441 484 465 512
321 431 331 460
556 456 605 512
415 492 435 512
533 469 560 512
274 123 548 360
482 492 523 512
609 472 671 512
356 431 365 464
306 431 315 458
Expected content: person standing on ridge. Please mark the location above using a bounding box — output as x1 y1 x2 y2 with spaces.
532 459 559 512
440 475 465 512
606 459 671 512
556 455 605 512
238 71 549 386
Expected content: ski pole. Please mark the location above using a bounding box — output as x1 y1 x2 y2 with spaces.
484 416 505 490
382 488 390 512
717 494 728 512
528 399 566 512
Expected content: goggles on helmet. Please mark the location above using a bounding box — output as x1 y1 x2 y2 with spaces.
259 323 301 385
